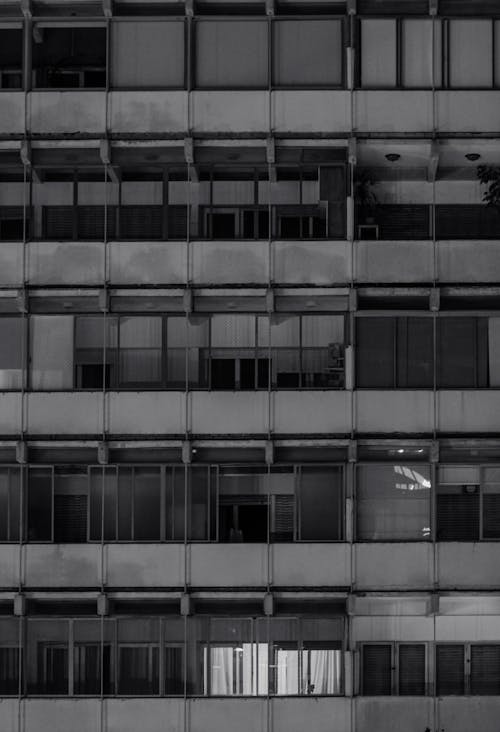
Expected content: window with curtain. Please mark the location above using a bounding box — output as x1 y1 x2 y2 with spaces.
0 467 21 541
195 20 268 88
448 20 493 88
356 464 432 541
119 316 162 386
273 19 343 87
0 317 24 389
27 620 69 694
0 620 20 695
111 20 185 88
117 619 160 695
30 316 74 390
360 19 397 87
402 19 442 88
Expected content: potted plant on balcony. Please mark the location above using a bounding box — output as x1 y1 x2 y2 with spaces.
477 165 500 212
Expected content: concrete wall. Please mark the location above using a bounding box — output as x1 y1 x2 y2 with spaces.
355 240 434 284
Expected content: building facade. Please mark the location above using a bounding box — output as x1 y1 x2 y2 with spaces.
0 0 500 731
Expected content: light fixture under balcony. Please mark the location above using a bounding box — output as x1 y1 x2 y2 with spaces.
465 153 481 161
385 153 401 162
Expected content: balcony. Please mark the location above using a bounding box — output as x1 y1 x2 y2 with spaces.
355 543 434 590
27 241 104 285
27 91 106 135
356 391 434 435
23 544 101 588
355 240 434 283
356 698 433 732
438 543 500 590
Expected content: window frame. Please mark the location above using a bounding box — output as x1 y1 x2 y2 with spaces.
360 641 430 696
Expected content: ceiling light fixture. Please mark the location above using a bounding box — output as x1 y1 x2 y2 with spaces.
465 153 481 162
385 153 401 162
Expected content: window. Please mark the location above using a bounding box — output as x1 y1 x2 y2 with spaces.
32 27 106 88
111 20 185 88
402 19 441 88
195 20 268 88
193 616 343 697
362 643 426 696
357 464 432 541
436 645 465 695
437 466 500 541
356 317 433 389
30 316 74 390
448 20 492 88
437 318 488 388
298 466 344 541
27 468 53 542
273 20 343 87
117 619 160 695
0 317 25 389
360 19 397 88
53 467 88 543
0 467 21 541
0 28 23 89
26 620 69 695
0 620 20 695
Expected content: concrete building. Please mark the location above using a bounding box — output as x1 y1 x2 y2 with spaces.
0 0 500 731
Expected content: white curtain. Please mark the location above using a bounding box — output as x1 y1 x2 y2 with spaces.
305 650 342 695
275 649 299 695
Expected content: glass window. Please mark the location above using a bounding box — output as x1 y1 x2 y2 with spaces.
0 317 24 389
74 316 117 389
299 467 343 541
119 316 162 386
488 318 500 387
53 467 88 543
188 466 216 541
301 618 343 695
89 467 118 541
402 19 442 88
27 468 53 541
0 467 21 541
196 20 268 88
357 464 432 541
360 19 397 87
437 318 488 388
111 20 184 88
26 619 69 695
74 619 113 695
0 29 23 89
0 619 20 695
32 27 106 88
31 316 74 390
273 20 343 87
117 619 159 695
218 465 269 543
449 20 492 88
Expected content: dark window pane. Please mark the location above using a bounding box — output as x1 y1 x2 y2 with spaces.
118 646 159 695
397 318 433 388
399 644 425 695
74 644 112 695
165 646 184 695
436 645 464 695
134 468 161 540
300 467 343 540
362 645 392 695
356 318 395 388
483 493 500 539
437 318 488 388
0 647 19 695
27 469 52 541
38 645 69 694
54 493 88 543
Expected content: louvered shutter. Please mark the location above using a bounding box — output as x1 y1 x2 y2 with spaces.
362 645 392 695
78 206 117 240
120 206 163 240
167 206 188 239
43 206 75 239
376 205 430 240
436 645 465 695
471 645 500 695
436 205 500 239
436 491 479 540
272 495 294 540
483 494 500 539
54 494 88 542
398 644 425 695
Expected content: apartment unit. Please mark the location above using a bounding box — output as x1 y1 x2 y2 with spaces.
0 1 500 731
